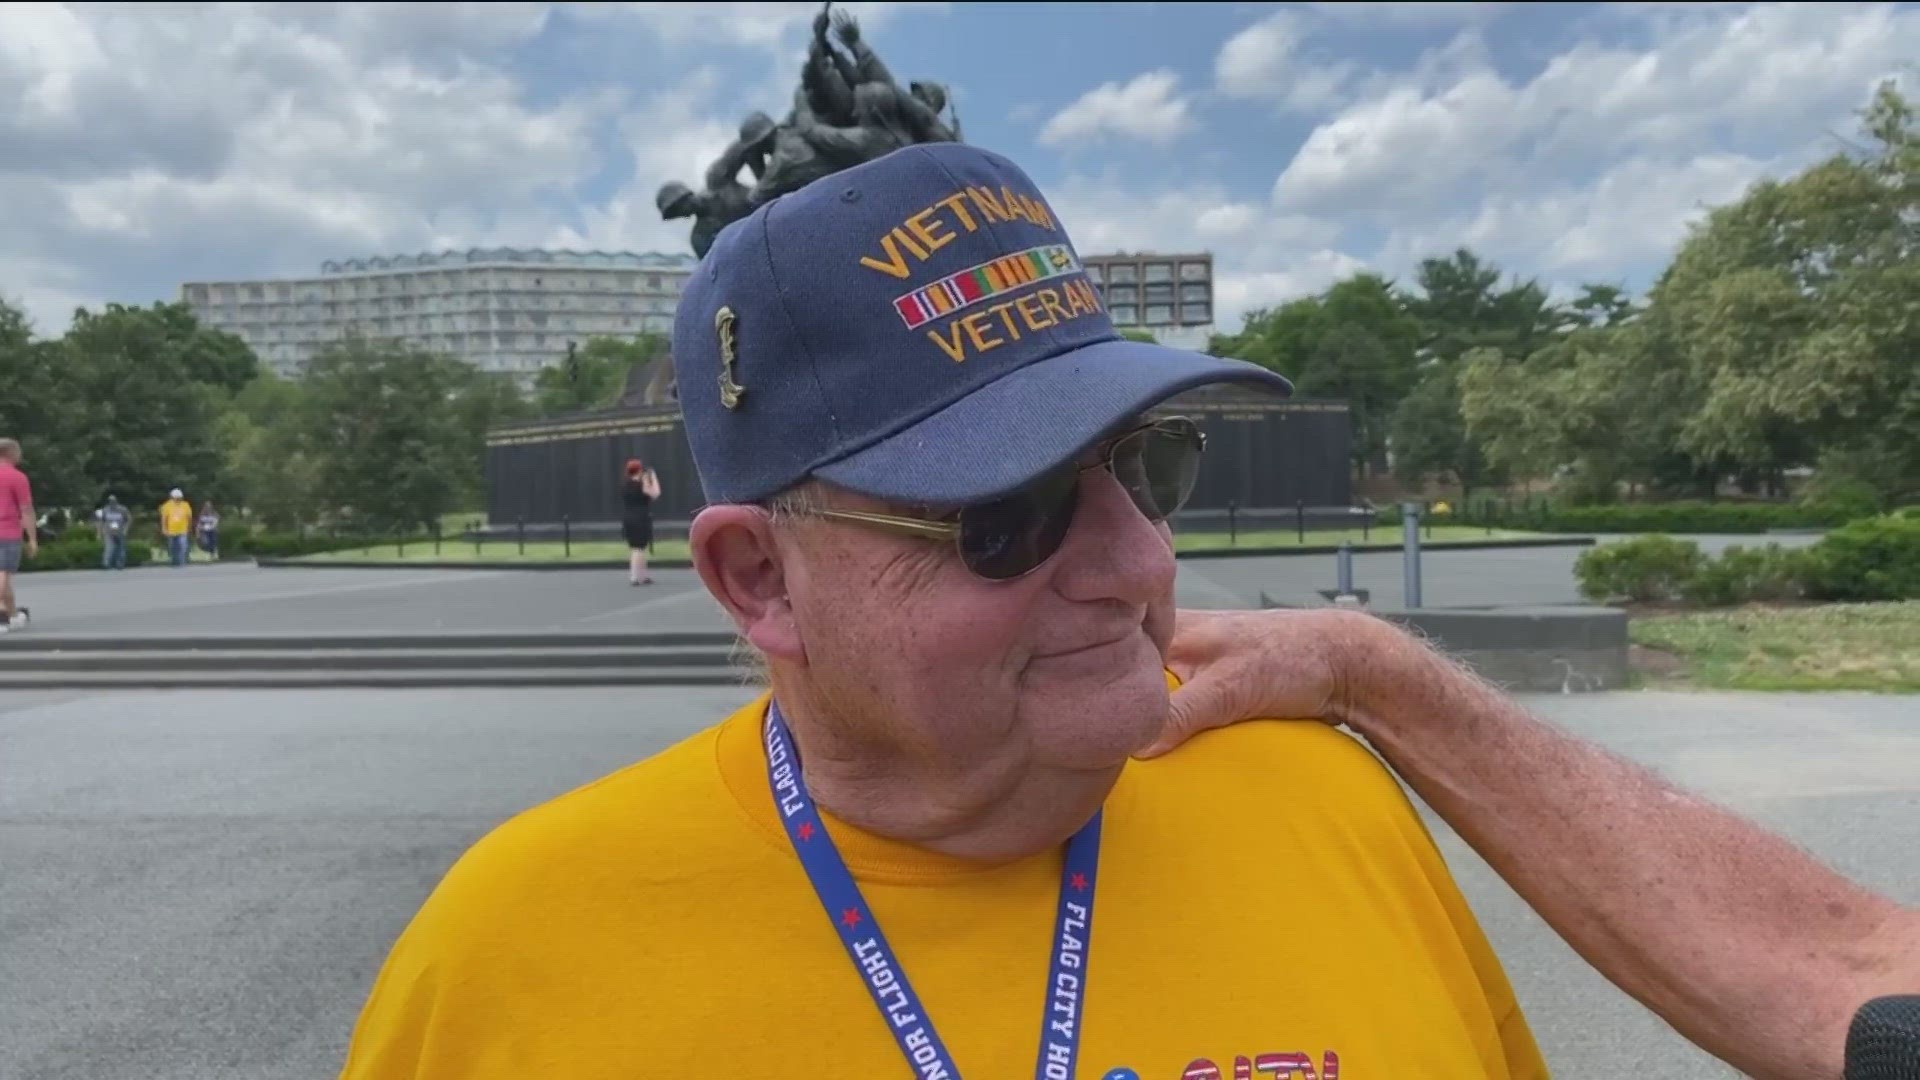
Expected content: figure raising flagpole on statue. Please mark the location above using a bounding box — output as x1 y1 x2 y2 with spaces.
657 2 962 259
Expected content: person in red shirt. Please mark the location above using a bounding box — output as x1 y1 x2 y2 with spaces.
0 437 38 632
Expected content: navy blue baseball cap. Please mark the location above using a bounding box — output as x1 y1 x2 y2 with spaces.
673 142 1292 507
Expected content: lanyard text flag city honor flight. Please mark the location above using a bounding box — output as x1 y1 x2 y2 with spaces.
763 700 1103 1079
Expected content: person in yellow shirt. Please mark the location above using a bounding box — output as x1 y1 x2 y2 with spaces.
341 145 1547 1079
159 488 193 567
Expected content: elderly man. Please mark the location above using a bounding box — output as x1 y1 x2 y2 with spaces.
340 144 1548 1078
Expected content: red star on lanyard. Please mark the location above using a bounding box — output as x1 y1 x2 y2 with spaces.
841 907 863 929
797 821 815 841
1070 872 1089 892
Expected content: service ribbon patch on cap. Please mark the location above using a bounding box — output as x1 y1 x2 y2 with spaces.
892 244 1080 330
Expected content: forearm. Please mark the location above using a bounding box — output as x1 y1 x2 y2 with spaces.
1344 620 1915 1080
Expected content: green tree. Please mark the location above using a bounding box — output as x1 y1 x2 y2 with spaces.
1652 80 1918 502
54 303 240 510
1209 273 1420 477
0 301 91 506
1459 317 1707 502
220 373 323 530
299 339 523 531
1388 249 1566 497
0 300 257 512
1565 283 1641 328
533 334 667 417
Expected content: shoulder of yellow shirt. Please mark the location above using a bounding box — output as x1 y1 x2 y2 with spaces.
413 697 1431 930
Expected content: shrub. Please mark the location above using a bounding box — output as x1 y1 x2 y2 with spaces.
1575 535 1707 602
1800 514 1920 601
1393 498 1866 535
1542 500 1847 535
220 528 432 560
1798 479 1884 523
21 537 155 572
1680 544 1812 606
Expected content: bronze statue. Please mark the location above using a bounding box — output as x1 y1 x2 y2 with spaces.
655 111 778 258
661 2 961 253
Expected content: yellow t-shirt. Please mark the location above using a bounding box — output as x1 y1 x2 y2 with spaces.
340 691 1548 1079
160 500 193 536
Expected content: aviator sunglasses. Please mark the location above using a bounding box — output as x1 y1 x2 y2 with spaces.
805 415 1207 580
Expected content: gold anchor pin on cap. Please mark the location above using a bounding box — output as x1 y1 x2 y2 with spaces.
715 306 745 410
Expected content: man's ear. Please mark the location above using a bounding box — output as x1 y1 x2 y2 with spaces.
690 505 805 663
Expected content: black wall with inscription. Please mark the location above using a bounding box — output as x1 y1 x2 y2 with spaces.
485 391 1351 525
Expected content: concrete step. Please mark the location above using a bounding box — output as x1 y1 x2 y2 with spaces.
0 645 737 673
0 630 740 653
0 666 752 690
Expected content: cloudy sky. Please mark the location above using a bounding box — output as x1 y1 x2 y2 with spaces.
3 1 1914 338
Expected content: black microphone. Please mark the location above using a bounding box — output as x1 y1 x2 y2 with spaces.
1846 995 1920 1080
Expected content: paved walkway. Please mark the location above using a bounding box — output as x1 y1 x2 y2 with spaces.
2 685 1913 1080
9 537 1804 637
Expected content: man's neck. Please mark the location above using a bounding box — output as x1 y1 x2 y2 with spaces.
771 685 1118 864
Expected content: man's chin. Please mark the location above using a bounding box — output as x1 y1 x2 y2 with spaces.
1055 667 1172 761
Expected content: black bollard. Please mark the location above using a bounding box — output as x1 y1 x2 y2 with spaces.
1296 499 1305 543
1227 500 1238 546
563 515 571 559
434 521 442 556
517 517 525 556
472 521 481 558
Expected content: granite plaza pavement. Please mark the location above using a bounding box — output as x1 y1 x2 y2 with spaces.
0 533 1804 637
7 536 1910 1080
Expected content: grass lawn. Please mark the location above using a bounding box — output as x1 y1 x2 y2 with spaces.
290 525 1554 565
1630 601 1920 692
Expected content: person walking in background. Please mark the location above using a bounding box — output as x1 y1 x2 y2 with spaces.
159 488 193 568
97 495 131 570
196 501 221 563
620 458 661 586
0 438 38 633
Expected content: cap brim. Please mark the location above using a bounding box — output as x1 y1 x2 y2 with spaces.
813 340 1292 506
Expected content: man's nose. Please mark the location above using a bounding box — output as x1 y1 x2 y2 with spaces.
1048 466 1176 604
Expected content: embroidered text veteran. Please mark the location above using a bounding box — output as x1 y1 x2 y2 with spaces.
859 186 1107 364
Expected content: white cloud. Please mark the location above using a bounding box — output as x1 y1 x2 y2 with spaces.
1273 2 1919 213
0 2 708 335
551 71 744 256
1216 12 1302 97
574 2 944 51
1039 69 1195 147
1376 151 1788 280
1306 2 1510 25
1215 11 1364 113
1048 177 1361 329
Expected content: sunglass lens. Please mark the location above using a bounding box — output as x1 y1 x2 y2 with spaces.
1114 422 1202 521
958 468 1080 580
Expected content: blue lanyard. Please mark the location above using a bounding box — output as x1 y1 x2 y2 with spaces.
764 701 1102 1080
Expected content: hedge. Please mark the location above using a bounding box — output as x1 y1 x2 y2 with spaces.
17 523 443 568
20 537 155 572
216 525 434 560
1395 498 1867 535
1574 514 1920 605
1800 514 1920 602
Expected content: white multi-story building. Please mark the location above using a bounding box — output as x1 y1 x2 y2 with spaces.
1082 251 1215 351
179 249 698 379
